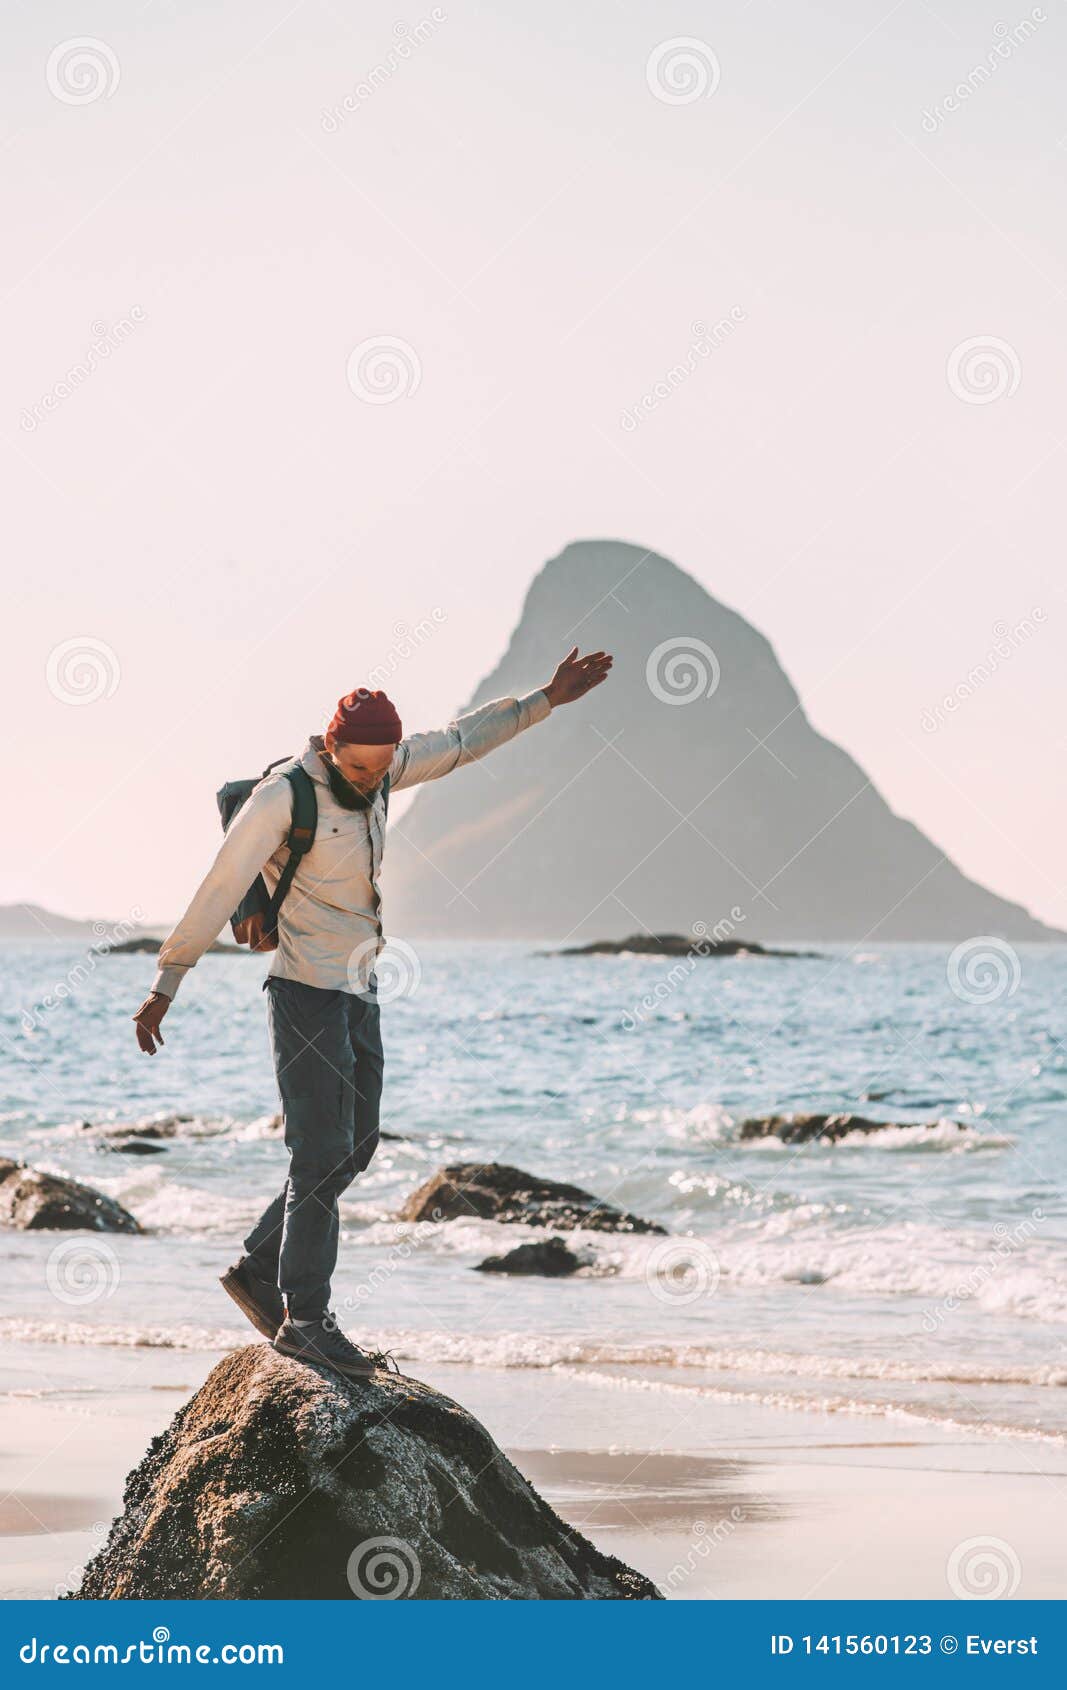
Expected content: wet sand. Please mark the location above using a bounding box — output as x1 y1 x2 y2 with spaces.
1 1341 1065 1600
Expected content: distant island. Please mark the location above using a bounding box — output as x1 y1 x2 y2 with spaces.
0 906 245 954
543 932 822 960
0 903 113 941
105 937 244 957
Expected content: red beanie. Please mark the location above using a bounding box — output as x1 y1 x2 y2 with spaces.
328 688 403 746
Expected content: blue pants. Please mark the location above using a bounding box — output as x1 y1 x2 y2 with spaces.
243 977 383 1321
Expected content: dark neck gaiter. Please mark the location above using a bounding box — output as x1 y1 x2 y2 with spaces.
318 753 376 812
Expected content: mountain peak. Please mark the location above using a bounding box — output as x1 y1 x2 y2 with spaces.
388 541 1057 943
526 538 721 624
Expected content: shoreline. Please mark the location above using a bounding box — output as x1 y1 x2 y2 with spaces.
2 1340 1065 1601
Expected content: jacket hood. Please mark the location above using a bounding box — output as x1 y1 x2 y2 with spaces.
300 737 330 787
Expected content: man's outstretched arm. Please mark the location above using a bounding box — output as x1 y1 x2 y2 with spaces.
390 647 613 792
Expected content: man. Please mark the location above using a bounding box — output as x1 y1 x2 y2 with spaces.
132 645 612 1380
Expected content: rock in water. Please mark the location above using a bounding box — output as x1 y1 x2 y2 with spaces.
401 1162 665 1235
548 932 819 959
72 1346 661 1600
102 936 244 955
476 1236 584 1276
0 1161 140 1233
736 1112 966 1144
86 1115 198 1142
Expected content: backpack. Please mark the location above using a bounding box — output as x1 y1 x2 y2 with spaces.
215 757 392 949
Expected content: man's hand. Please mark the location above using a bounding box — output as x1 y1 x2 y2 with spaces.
544 647 613 709
133 991 170 1055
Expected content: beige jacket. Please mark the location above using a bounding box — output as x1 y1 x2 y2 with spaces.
151 689 551 1000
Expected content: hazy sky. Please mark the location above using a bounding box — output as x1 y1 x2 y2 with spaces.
4 0 1064 929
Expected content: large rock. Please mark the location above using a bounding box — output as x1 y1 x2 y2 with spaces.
0 1160 140 1233
72 1346 661 1601
736 1112 966 1144
400 1163 665 1235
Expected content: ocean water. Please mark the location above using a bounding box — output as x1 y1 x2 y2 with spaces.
3 938 1066 1444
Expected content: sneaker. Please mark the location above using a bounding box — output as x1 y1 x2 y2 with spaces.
273 1315 376 1381
219 1258 285 1340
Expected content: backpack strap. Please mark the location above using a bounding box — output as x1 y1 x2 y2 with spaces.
284 763 317 851
264 764 318 933
380 772 391 819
